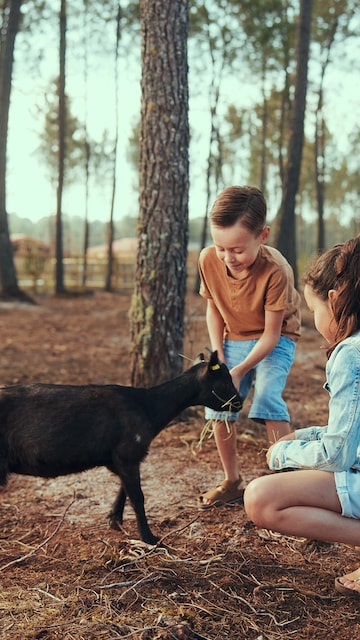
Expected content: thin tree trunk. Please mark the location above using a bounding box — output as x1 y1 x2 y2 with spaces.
0 0 30 300
314 92 325 252
314 13 339 253
274 0 312 286
193 21 225 294
55 0 66 294
82 143 90 288
82 0 90 288
105 3 121 293
260 61 267 194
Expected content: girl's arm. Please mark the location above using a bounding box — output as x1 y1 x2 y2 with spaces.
268 343 360 471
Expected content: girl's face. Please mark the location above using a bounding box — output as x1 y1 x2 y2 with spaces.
304 284 337 343
211 221 270 279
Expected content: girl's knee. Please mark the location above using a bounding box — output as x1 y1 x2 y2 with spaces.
244 476 271 526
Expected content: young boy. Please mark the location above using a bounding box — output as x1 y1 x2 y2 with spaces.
198 185 301 509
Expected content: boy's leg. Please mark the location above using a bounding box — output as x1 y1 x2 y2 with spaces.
199 340 253 508
199 420 244 508
265 420 293 443
250 337 296 444
213 420 242 483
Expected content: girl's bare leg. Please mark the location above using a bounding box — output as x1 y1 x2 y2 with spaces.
244 470 360 546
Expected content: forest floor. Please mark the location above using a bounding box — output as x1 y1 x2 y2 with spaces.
0 290 359 639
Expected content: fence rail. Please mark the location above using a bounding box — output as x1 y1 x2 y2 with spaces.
15 253 198 294
15 257 136 294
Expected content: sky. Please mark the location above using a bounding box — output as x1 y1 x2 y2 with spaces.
5 10 360 228
7 63 141 224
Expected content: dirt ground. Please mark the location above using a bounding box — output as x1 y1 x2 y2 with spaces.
0 291 359 640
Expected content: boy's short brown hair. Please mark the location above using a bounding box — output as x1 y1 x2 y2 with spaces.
210 185 266 236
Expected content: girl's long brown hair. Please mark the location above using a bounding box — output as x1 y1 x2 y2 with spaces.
304 235 360 357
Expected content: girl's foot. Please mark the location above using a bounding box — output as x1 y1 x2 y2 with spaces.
334 568 360 596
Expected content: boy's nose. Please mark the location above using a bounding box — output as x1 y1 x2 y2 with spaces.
225 251 235 263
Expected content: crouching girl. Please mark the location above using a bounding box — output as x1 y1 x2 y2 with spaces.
244 236 360 596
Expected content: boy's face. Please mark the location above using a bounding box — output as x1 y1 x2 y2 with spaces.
211 221 270 279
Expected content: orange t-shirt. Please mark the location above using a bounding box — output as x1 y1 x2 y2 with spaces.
199 244 301 342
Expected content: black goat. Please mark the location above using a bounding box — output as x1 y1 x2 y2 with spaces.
0 351 242 544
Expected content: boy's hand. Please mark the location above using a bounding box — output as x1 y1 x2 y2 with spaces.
229 368 242 392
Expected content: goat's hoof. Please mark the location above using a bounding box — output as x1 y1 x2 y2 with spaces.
143 537 159 546
108 515 122 531
141 533 160 545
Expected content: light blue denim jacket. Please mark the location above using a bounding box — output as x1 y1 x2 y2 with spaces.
268 331 360 472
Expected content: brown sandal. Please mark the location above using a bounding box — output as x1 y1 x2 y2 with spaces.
198 478 244 511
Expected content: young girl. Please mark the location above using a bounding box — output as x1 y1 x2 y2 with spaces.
198 186 301 509
244 236 360 596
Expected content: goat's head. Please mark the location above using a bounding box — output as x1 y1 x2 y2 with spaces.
194 351 243 413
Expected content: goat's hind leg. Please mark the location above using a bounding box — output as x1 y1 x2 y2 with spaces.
0 435 8 486
108 484 127 531
110 464 159 545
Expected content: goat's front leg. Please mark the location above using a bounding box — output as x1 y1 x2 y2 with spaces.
111 465 159 545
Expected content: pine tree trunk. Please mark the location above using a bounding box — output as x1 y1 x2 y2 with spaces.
274 0 313 286
0 0 28 300
55 0 67 294
130 0 189 386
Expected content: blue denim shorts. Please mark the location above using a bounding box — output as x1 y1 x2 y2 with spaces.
335 469 360 519
205 336 296 423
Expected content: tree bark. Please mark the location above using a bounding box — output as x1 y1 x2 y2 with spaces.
0 0 30 300
105 2 121 293
130 0 189 386
314 11 339 253
55 0 67 294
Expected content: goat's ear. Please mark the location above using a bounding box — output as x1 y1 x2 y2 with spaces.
193 352 205 365
208 350 221 371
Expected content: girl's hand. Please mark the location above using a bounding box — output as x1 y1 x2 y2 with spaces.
266 432 296 466
266 444 275 466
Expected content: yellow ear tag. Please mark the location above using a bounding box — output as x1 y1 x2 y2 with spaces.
210 364 221 371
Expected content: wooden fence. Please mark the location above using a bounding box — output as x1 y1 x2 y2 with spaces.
15 252 199 295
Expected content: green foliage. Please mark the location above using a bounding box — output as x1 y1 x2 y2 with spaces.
36 76 114 187
4 0 360 264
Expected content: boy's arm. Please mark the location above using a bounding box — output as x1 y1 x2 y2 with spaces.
206 299 226 362
230 309 284 388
